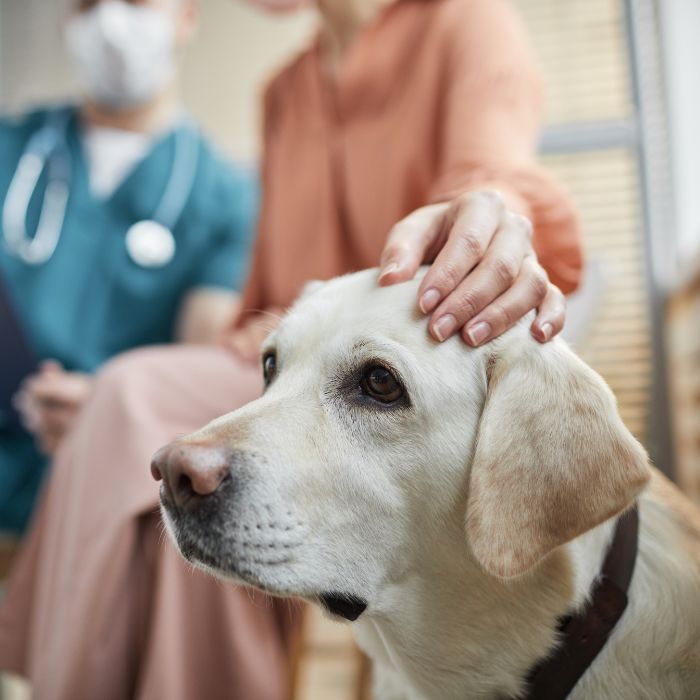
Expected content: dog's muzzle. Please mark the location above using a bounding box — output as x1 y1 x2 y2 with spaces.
152 441 369 620
151 440 245 573
151 441 232 511
152 442 307 588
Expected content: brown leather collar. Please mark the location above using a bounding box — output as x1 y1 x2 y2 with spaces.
524 504 640 699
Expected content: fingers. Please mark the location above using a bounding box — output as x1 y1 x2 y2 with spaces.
38 419 73 456
225 320 271 365
378 189 562 345
455 256 550 346
531 283 566 343
223 307 285 364
25 402 79 455
39 359 63 374
225 332 257 364
13 387 42 432
38 436 61 456
426 211 532 342
38 403 76 435
378 203 450 286
26 370 92 407
15 370 92 452
417 191 506 314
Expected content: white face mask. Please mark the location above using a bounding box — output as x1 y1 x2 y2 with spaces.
65 1 176 111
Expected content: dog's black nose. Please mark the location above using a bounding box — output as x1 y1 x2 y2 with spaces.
152 441 230 508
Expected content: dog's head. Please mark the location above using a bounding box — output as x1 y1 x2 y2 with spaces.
154 269 650 620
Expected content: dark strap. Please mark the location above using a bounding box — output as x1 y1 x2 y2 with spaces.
525 504 639 700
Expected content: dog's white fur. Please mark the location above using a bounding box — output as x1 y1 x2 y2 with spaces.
162 269 700 699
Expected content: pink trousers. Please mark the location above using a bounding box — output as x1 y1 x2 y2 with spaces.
0 346 301 700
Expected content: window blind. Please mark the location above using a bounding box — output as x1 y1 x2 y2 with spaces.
543 149 652 439
515 0 633 124
513 0 654 444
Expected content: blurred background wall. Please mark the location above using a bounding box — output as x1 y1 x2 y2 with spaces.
0 0 316 161
0 1 699 699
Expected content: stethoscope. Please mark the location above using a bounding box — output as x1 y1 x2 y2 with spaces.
2 107 199 268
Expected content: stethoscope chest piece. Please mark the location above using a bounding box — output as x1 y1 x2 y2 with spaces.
125 220 176 268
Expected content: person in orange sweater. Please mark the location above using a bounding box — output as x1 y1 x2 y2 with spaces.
228 0 580 359
0 1 582 698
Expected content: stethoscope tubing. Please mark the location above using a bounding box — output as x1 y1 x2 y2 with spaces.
154 116 199 231
2 108 199 267
2 109 73 265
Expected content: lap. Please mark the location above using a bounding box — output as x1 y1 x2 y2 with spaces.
96 344 262 424
0 346 293 699
47 344 263 522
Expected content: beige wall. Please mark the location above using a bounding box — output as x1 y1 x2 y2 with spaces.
182 0 315 160
0 0 316 161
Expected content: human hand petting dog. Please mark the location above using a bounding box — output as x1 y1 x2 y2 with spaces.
14 361 93 455
378 190 566 346
226 190 564 362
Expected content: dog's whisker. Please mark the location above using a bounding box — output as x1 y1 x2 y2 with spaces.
257 309 284 323
254 321 280 333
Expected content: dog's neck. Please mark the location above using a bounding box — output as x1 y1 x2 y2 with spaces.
352 512 617 700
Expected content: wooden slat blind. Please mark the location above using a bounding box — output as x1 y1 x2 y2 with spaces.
513 0 634 124
542 150 652 441
513 0 653 445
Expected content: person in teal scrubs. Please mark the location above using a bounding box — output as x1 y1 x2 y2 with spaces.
0 0 256 532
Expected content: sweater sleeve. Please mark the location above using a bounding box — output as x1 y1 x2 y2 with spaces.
429 0 583 294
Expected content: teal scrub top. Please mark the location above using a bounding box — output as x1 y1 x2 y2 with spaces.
0 105 258 532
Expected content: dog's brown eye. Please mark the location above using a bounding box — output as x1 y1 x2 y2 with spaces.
262 352 277 385
361 366 403 403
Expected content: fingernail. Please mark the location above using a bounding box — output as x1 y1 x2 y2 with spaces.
433 314 457 342
466 321 491 346
419 288 441 314
378 262 399 281
540 322 553 341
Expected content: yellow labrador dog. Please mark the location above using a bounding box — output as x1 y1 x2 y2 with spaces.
153 270 700 700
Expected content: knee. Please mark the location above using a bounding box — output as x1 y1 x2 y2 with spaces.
91 346 171 417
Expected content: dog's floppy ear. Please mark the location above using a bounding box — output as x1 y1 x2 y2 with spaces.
466 335 650 579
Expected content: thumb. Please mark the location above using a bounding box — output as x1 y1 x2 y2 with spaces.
378 203 448 286
40 359 63 374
